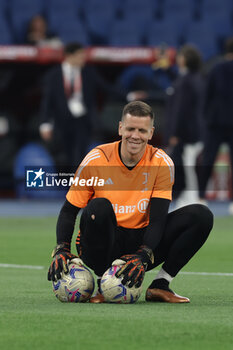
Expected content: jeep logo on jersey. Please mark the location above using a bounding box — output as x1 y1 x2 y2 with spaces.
137 198 149 213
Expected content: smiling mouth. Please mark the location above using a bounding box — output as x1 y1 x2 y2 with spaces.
128 140 142 145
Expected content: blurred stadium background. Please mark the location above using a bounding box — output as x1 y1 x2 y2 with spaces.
0 0 232 200
0 0 232 202
0 1 233 349
0 0 232 51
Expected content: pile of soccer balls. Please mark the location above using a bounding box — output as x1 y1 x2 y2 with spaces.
52 259 142 304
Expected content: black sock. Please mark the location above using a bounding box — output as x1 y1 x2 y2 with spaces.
148 278 174 293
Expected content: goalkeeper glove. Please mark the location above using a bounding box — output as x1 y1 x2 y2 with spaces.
115 245 154 288
48 242 78 282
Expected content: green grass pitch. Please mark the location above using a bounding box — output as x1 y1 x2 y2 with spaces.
0 216 233 350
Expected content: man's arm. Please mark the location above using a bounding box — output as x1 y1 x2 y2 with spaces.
143 197 170 251
48 199 81 281
115 198 170 287
39 65 61 140
56 199 81 244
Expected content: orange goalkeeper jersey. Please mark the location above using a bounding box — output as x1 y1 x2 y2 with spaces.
66 141 174 229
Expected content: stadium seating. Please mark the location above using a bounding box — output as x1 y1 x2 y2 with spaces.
9 0 43 14
0 15 13 44
44 0 90 45
120 0 157 20
183 21 219 59
201 0 233 14
0 0 231 59
82 0 119 15
85 13 113 45
202 12 233 38
14 142 62 199
84 0 119 45
9 0 44 43
160 0 197 19
163 0 195 13
45 0 80 17
146 20 181 47
109 20 145 46
45 0 81 34
54 20 89 45
200 12 233 53
117 65 156 91
162 11 193 43
84 0 155 46
0 0 7 14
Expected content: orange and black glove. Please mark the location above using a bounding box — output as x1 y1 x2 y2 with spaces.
48 242 78 281
115 245 154 288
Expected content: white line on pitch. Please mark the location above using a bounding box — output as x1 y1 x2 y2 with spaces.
0 263 44 270
178 271 233 277
148 270 233 276
0 263 232 276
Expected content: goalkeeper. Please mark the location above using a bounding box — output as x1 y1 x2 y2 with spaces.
48 101 213 303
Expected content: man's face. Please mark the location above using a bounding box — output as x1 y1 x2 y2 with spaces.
118 113 154 158
71 49 86 67
176 53 185 69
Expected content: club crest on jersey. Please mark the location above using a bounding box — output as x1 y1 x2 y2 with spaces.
141 172 149 192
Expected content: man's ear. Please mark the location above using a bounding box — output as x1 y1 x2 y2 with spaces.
118 121 122 136
148 126 155 140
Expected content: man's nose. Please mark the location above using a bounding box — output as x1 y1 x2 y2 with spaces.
131 130 140 138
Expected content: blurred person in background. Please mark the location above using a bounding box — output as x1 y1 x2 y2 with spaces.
198 37 233 215
25 14 62 47
39 42 126 168
0 113 18 192
117 44 177 104
164 44 204 208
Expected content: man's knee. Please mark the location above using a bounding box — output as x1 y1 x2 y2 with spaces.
83 198 115 223
186 204 214 233
88 197 113 211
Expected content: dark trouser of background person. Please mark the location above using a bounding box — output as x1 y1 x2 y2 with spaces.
61 117 90 171
169 141 203 207
198 127 233 214
77 198 213 279
169 142 186 199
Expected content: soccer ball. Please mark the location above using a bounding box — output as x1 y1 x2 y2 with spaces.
100 265 143 303
52 258 95 302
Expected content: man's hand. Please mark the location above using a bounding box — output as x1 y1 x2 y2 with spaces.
169 136 179 147
127 90 149 102
48 242 79 281
39 123 53 141
115 246 154 288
